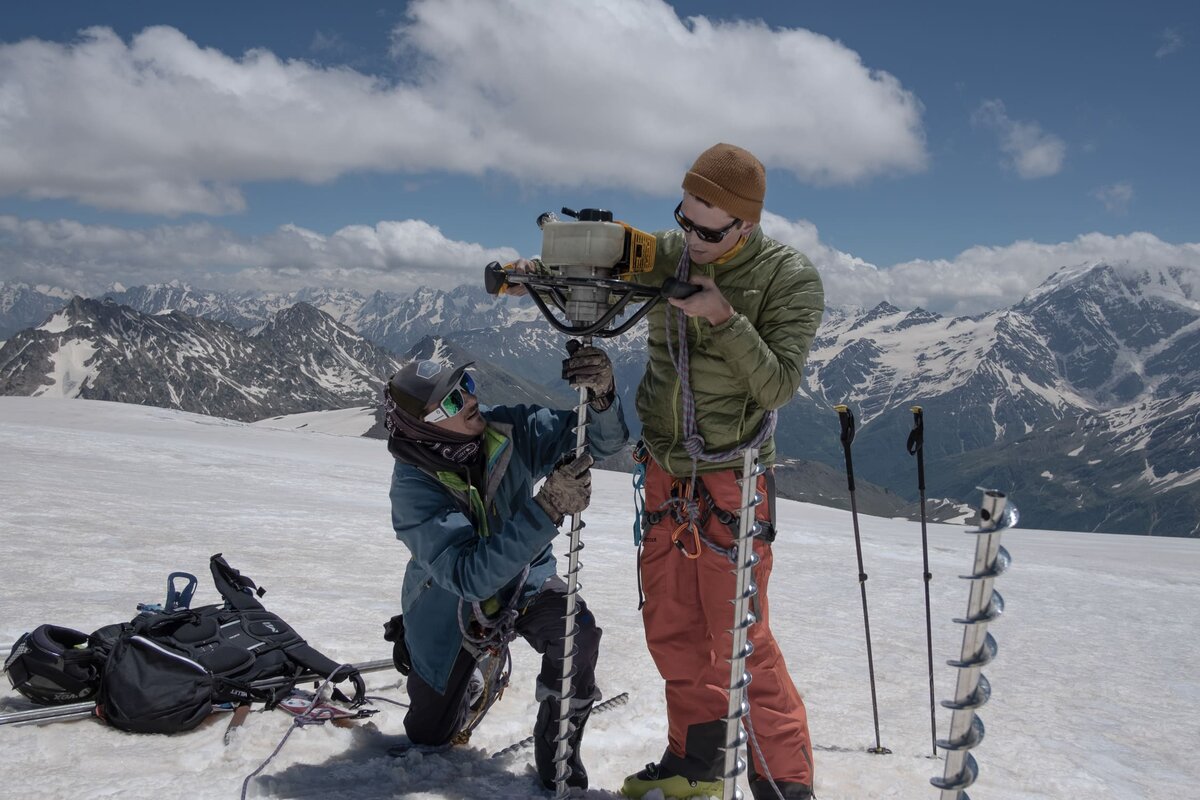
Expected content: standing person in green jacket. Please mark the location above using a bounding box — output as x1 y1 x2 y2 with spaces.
622 143 823 800
504 142 823 799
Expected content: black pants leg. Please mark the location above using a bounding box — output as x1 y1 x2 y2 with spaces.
403 646 476 746
517 577 603 703
521 578 603 789
402 579 602 751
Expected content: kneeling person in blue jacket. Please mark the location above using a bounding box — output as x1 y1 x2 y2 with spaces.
383 345 628 790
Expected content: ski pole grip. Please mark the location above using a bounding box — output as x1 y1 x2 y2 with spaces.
907 406 924 455
661 277 702 299
835 404 855 446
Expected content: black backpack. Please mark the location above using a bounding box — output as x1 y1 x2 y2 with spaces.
4 625 103 705
96 554 365 734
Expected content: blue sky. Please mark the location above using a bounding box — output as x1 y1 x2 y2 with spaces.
1 0 1196 313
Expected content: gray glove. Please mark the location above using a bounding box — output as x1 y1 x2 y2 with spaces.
562 344 615 411
535 453 594 525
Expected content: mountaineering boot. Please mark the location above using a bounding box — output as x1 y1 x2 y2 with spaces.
619 762 722 799
563 703 592 789
534 699 590 790
622 720 725 798
749 779 814 799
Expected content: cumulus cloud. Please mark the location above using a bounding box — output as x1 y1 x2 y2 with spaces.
1094 182 1134 214
972 99 1066 179
0 0 927 215
3 211 1199 316
8 211 1196 317
1156 28 1184 59
0 215 517 295
760 212 1200 316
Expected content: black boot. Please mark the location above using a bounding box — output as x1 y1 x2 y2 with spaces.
534 699 591 790
565 704 591 788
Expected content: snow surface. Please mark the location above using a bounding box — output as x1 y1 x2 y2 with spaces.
1 397 1198 800
251 406 378 437
37 309 73 334
34 337 98 397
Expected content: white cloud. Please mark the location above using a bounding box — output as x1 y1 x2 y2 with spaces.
0 1 927 215
972 99 1066 179
8 211 1197 317
0 215 517 295
1094 182 1134 214
761 212 1200 315
1156 28 1184 59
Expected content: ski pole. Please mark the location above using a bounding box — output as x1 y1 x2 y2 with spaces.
834 405 890 755
906 405 939 758
551 337 591 800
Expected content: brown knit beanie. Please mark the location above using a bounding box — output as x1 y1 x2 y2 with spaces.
681 143 766 224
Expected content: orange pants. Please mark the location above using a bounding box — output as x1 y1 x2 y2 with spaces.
640 458 813 785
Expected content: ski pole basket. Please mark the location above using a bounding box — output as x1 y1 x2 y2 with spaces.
931 488 1018 799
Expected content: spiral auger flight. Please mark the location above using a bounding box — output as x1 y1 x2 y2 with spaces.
548 337 593 798
717 446 766 800
932 488 1018 800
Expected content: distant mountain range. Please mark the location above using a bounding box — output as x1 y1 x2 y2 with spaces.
2 260 1196 536
0 296 401 422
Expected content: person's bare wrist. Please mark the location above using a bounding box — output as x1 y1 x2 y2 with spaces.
707 303 734 326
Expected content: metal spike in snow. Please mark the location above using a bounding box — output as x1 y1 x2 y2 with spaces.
0 658 396 728
931 489 1018 800
719 446 766 800
483 207 699 339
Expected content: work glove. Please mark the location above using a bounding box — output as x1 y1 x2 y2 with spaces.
535 453 594 525
563 343 616 411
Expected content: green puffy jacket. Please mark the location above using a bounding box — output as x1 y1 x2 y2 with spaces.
635 227 824 475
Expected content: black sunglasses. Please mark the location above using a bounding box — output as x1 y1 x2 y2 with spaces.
674 201 741 244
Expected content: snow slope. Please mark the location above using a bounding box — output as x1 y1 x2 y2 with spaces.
1 397 1197 799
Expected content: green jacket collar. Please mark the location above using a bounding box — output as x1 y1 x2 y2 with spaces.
707 226 764 272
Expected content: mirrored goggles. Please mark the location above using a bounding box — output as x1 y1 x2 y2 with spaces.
423 371 477 423
674 201 741 244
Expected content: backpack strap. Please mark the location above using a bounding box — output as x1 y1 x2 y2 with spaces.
209 554 366 705
209 553 266 611
279 641 367 706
